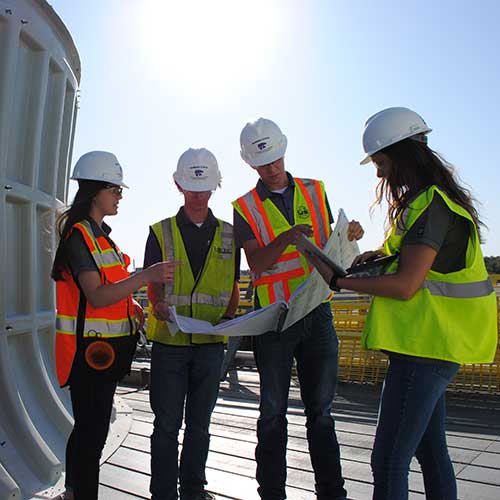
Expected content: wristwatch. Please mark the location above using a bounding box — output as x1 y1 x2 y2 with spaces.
329 275 341 292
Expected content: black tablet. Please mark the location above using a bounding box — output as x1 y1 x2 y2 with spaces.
346 254 398 277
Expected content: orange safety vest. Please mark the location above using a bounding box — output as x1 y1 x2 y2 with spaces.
233 177 331 305
55 220 134 387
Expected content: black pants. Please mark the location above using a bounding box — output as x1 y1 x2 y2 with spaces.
65 376 117 500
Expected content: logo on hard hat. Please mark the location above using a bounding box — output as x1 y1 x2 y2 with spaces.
297 205 309 219
190 165 208 178
252 136 270 152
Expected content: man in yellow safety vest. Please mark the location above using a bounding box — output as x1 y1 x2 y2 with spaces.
144 148 240 500
233 118 363 500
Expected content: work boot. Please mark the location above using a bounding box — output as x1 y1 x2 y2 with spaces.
181 491 216 500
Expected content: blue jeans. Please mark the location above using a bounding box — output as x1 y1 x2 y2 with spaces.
371 355 460 500
254 302 347 500
149 342 224 500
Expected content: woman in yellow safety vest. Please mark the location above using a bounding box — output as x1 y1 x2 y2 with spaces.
305 108 497 500
51 151 178 500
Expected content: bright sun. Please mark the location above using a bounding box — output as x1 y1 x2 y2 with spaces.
136 0 285 97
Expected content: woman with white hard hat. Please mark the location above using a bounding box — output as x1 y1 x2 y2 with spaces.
52 151 180 500
304 108 497 499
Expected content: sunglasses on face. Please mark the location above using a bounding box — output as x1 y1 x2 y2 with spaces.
104 185 123 195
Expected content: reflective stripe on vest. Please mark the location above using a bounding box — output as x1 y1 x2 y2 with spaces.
74 221 127 268
55 220 134 386
161 219 233 307
383 272 495 299
157 218 234 305
56 316 131 337
146 216 235 345
294 178 329 246
233 177 330 304
362 186 498 364
421 279 494 298
167 291 232 307
160 218 175 297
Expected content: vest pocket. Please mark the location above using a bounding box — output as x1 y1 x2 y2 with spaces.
79 333 138 381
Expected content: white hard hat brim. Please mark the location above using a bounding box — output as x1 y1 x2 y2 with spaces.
359 155 372 165
359 128 432 165
70 174 129 188
242 135 288 168
112 179 129 188
173 173 220 192
175 180 219 191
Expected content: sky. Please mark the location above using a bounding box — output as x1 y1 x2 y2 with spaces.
49 0 500 268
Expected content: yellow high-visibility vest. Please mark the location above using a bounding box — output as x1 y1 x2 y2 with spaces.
362 186 497 364
146 216 235 345
233 178 331 307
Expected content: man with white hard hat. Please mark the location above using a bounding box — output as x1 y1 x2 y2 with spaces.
233 118 363 500
144 148 240 500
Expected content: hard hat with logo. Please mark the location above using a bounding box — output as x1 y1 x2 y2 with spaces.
174 148 222 191
360 107 432 165
70 151 128 187
240 118 288 168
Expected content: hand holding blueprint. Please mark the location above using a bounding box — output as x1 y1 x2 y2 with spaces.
166 302 285 337
166 209 360 336
326 208 361 270
283 208 360 329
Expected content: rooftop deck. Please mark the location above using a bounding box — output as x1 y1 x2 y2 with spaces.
99 363 500 500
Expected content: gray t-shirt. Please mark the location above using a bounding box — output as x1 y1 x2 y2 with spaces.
402 194 470 273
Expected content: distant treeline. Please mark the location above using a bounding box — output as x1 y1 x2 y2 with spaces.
485 256 500 273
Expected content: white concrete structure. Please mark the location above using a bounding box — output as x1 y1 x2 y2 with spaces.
0 1 79 497
0 2 132 499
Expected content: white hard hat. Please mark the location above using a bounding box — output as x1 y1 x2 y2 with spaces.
71 151 128 187
240 118 287 168
174 148 222 191
360 107 432 165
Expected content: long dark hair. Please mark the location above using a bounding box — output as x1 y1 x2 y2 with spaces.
373 138 484 240
51 180 108 281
